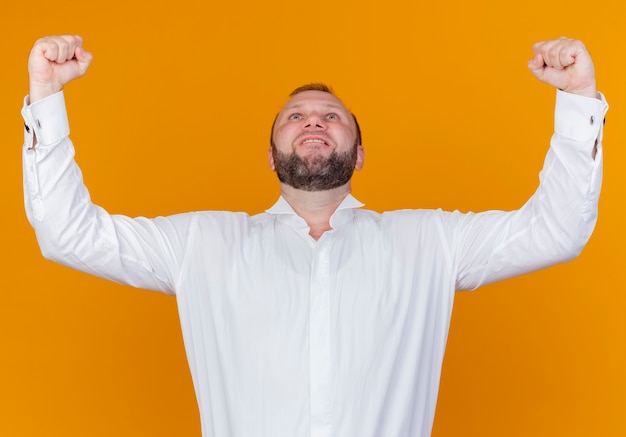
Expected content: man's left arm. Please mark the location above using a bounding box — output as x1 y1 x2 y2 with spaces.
452 38 609 291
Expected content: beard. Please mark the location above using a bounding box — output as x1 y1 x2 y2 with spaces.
271 143 358 192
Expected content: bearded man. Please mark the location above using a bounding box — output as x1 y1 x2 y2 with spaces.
22 35 608 437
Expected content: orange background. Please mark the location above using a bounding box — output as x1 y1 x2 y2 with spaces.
1 1 625 436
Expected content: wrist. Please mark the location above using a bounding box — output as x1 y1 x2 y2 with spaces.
29 81 62 104
563 83 598 100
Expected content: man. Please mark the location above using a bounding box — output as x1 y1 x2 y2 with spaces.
22 35 608 437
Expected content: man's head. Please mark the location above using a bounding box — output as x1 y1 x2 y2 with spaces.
269 83 364 192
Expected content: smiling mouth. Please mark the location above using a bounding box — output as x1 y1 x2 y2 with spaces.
299 135 331 147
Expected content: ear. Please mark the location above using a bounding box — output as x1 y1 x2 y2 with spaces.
355 145 365 171
268 148 276 171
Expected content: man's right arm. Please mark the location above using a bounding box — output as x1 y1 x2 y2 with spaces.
23 36 185 294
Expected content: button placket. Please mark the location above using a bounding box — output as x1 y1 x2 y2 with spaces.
309 240 332 437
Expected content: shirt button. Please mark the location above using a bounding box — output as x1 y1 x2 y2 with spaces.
590 116 595 125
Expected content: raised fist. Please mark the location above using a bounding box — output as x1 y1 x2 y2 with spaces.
528 37 597 99
28 35 93 103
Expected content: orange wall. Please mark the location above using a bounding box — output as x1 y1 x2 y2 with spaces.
1 1 625 436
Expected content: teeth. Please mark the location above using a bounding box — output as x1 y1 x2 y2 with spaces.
303 139 325 144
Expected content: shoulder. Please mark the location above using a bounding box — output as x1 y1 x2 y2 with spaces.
350 207 452 235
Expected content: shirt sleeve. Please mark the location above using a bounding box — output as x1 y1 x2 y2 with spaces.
22 91 192 295
449 90 609 291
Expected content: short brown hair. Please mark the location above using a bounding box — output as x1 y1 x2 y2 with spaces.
289 82 334 96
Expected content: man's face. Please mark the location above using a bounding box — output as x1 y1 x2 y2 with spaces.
269 91 364 191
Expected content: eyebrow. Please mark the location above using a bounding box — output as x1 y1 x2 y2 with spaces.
283 103 347 111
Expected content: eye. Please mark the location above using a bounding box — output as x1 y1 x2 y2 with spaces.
288 113 302 120
326 113 338 120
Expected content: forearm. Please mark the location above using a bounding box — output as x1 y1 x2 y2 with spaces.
454 90 608 290
22 92 176 294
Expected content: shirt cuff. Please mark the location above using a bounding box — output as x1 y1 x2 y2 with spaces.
554 89 609 143
21 91 70 147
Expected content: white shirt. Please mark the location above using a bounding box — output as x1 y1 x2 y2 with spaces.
22 90 608 437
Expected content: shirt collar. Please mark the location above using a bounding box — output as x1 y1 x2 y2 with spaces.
265 194 365 229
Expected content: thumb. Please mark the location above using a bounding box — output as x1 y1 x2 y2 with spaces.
74 46 94 77
527 54 545 80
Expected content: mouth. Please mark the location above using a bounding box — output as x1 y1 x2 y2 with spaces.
299 135 330 147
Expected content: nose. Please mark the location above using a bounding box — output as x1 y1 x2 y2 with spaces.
303 113 326 130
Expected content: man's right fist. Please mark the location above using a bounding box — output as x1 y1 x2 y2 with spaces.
28 35 93 103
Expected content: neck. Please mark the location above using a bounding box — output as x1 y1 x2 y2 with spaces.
279 183 352 240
